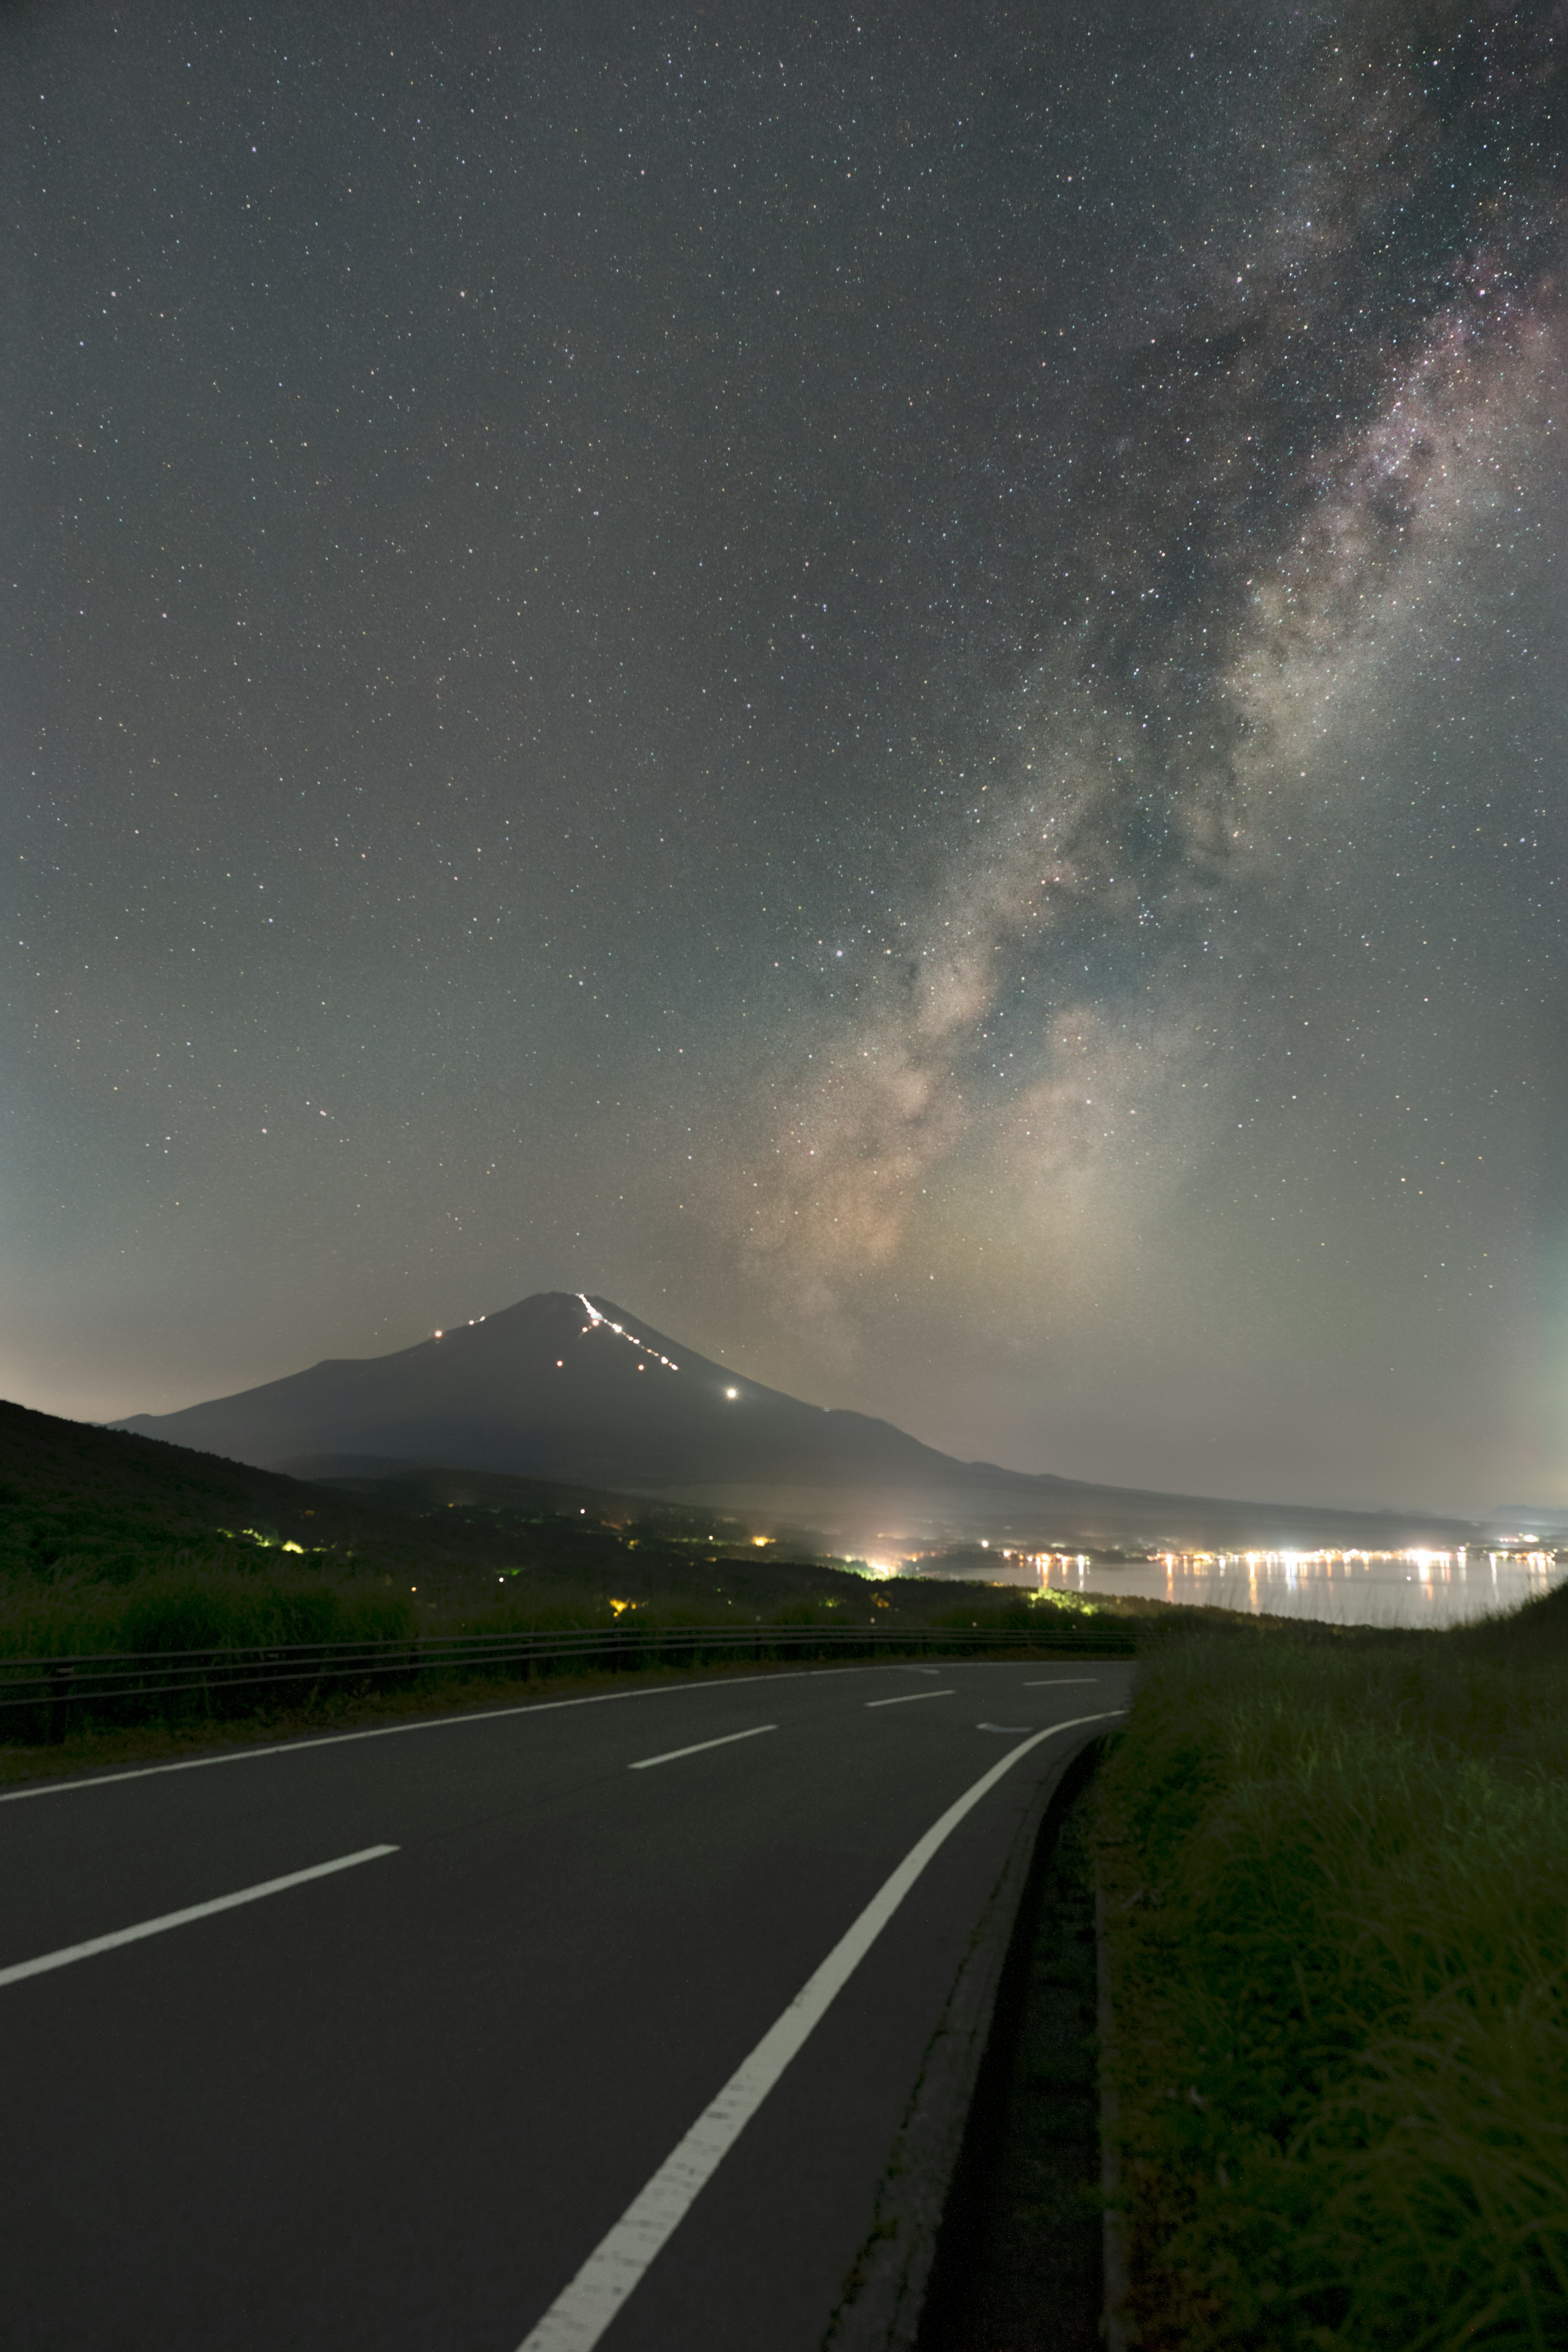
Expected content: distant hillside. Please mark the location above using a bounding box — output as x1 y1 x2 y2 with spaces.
0 1395 1066 1630
112 1290 1478 1553
0 1395 817 1603
0 1395 612 1591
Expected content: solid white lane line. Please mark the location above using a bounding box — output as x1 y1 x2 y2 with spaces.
1023 1677 1101 1687
514 1709 1126 2352
0 1668 878 1805
628 1725 777 1771
864 1690 955 1708
0 1845 398 1990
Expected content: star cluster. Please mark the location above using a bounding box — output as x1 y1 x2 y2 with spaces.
4 0 1565 1513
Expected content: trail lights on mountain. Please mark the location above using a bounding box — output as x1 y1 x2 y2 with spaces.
575 1292 681 1372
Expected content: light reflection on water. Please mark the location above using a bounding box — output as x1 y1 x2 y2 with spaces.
1023 1548 1568 1628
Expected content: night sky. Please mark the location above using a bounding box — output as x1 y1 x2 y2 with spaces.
5 2 1565 1515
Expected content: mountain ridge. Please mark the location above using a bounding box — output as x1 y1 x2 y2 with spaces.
112 1288 1478 1551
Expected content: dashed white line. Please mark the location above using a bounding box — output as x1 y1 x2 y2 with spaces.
0 1845 398 1990
515 1710 1123 2351
0 1668 878 1805
628 1725 777 1771
865 1690 955 1708
1023 1677 1102 1687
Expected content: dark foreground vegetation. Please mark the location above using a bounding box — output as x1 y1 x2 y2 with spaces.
1096 1591 1568 2352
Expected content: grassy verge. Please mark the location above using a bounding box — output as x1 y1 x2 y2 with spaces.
0 1564 1137 1661
0 1554 1140 1755
0 1564 419 1657
1094 1591 1568 2351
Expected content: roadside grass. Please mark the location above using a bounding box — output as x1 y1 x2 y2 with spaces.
0 1564 1136 1665
0 1551 1140 1774
1094 1590 1568 2352
0 1563 419 1658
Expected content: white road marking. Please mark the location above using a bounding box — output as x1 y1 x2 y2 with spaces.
0 1845 398 1990
628 1725 777 1771
1023 1677 1102 1686
977 1724 1035 1734
514 1709 1125 2352
864 1690 955 1708
0 1668 877 1804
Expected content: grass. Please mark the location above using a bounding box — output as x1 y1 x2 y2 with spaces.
0 1564 1138 1758
0 1564 417 1658
1094 1588 1568 2352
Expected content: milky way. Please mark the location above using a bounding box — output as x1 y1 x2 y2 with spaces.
5 1 1565 1512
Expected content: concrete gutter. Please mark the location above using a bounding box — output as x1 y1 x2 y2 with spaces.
823 1728 1108 2350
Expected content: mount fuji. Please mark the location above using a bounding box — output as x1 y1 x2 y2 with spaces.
111 1290 1476 1554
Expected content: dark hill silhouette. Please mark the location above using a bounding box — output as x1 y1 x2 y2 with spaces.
112 1290 1477 1552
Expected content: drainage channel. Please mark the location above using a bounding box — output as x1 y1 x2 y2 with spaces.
915 1742 1106 2352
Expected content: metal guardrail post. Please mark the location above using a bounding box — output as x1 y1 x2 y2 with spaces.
48 1664 75 1744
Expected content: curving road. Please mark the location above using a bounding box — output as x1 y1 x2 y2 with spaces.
0 1658 1131 2350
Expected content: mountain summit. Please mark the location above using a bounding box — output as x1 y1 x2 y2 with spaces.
111 1290 1476 1552
113 1290 956 1491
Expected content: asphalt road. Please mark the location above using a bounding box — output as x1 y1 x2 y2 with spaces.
0 1658 1132 2351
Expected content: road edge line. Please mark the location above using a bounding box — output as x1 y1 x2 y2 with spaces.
824 1728 1111 2350
512 1710 1125 2352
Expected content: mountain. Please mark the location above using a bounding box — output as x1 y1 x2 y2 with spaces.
114 1292 979 1495
111 1290 1478 1553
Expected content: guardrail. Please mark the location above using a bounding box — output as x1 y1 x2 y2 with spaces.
0 1619 1127 1742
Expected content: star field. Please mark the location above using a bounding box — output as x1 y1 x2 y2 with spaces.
4 0 1565 1515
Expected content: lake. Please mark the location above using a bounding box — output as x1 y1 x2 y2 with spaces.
1030 1546 1568 1628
